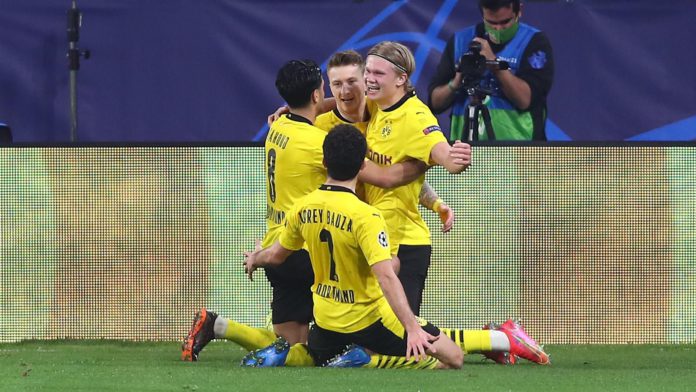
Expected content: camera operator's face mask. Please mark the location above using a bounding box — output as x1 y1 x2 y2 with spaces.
485 16 519 44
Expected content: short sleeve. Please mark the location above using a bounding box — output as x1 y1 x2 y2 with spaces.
404 110 448 165
357 208 392 266
278 205 305 251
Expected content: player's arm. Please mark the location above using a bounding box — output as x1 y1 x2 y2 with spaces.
243 240 293 281
420 182 454 233
429 140 471 174
372 260 437 361
267 98 337 125
358 159 428 188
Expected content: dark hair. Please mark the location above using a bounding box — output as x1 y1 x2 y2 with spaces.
479 0 520 14
275 59 322 108
327 50 365 72
323 124 367 181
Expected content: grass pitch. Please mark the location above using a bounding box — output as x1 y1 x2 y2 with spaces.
1 341 694 392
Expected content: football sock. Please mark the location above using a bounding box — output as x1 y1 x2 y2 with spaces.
285 344 315 367
214 317 276 352
366 354 440 369
440 329 510 353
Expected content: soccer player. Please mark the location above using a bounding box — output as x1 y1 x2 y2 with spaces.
242 124 463 369
361 41 471 317
360 41 552 365
242 125 549 369
182 59 440 362
315 50 455 234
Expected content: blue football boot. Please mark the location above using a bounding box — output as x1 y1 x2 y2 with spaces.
240 337 290 367
325 345 370 368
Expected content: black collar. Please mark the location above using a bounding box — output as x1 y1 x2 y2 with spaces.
383 90 416 112
286 112 313 125
333 108 354 124
319 184 355 194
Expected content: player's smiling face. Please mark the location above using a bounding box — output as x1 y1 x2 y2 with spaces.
364 55 404 108
328 64 365 115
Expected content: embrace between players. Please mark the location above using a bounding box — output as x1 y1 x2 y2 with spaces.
181 40 550 369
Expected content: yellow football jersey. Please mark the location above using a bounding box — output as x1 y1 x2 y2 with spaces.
279 184 393 333
314 99 378 135
262 113 327 248
364 91 447 246
314 100 378 202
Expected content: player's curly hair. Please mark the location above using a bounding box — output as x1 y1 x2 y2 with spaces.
275 59 323 108
323 124 366 181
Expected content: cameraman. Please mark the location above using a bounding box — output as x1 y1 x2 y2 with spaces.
428 0 553 140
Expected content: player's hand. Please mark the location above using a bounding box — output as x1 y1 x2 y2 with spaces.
437 202 454 233
472 37 496 61
267 105 289 126
405 326 437 362
243 239 263 281
450 140 472 168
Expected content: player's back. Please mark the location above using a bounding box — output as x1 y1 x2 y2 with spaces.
262 114 327 248
283 185 392 333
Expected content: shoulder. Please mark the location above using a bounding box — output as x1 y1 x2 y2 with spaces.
528 30 553 52
314 112 335 133
405 97 439 126
357 204 386 225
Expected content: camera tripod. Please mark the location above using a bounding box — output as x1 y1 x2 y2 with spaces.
464 86 496 141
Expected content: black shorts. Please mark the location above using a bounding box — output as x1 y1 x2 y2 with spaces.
263 249 314 324
307 319 440 366
397 245 431 315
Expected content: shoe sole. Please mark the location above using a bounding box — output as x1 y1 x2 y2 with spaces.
181 308 208 361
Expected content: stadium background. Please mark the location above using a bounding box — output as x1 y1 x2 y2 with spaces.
1 0 694 346
1 0 696 142
2 146 694 344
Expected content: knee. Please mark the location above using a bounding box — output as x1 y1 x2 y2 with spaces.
449 350 464 369
437 349 463 369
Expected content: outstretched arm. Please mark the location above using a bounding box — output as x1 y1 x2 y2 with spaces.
429 140 471 174
266 98 337 125
359 159 428 188
243 240 294 281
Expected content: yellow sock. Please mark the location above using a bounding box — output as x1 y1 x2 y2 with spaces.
441 329 492 353
223 320 277 352
285 343 315 367
367 354 440 369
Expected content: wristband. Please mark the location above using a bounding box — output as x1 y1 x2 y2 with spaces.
432 198 444 212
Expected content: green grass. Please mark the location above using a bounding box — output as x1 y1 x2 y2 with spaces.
0 341 694 392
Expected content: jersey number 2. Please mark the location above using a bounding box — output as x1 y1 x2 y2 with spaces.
320 229 339 281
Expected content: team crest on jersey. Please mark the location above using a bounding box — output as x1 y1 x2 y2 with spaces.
377 231 388 247
423 125 440 135
415 316 428 327
381 121 392 138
